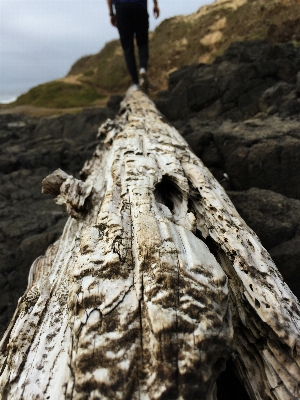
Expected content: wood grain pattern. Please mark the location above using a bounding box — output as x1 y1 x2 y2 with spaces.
0 88 299 400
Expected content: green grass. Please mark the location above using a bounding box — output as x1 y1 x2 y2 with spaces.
70 40 131 92
13 81 104 108
83 69 95 77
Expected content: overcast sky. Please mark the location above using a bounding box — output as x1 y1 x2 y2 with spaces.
0 0 213 103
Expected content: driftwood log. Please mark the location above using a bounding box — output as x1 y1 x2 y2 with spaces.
0 89 299 400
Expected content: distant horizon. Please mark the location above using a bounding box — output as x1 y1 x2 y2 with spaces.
0 95 17 104
0 0 214 104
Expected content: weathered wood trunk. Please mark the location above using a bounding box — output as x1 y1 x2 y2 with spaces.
0 89 299 400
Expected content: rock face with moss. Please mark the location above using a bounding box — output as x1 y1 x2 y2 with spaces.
156 40 300 121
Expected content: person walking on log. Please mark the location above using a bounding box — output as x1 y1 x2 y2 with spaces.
107 0 160 92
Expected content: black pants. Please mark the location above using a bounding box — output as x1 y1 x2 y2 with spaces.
115 3 149 84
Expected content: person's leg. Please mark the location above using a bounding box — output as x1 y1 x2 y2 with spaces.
134 4 149 92
115 3 139 84
134 5 149 71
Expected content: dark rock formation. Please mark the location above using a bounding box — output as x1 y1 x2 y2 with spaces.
156 40 300 121
181 116 300 200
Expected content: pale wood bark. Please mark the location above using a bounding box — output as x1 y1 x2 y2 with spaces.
0 89 299 400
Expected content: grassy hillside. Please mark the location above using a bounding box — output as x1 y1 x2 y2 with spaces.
13 81 105 108
11 0 300 110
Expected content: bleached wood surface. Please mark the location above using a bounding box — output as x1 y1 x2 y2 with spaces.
0 88 299 400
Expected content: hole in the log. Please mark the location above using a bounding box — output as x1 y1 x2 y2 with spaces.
217 357 251 400
195 230 218 256
154 176 182 214
255 299 260 308
266 303 270 308
187 197 194 213
249 284 253 291
192 229 255 400
213 357 226 373
195 228 205 241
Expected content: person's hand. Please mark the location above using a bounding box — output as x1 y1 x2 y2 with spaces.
110 14 117 27
153 5 160 18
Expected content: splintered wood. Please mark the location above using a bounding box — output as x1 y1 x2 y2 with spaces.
0 89 299 400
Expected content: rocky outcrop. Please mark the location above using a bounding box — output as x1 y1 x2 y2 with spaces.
180 116 300 200
157 41 300 121
0 107 115 337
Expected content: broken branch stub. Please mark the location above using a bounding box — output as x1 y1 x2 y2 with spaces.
42 169 93 218
0 89 299 400
41 168 69 195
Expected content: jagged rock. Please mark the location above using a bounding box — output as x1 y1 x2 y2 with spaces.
258 82 298 115
181 115 300 200
156 41 300 121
